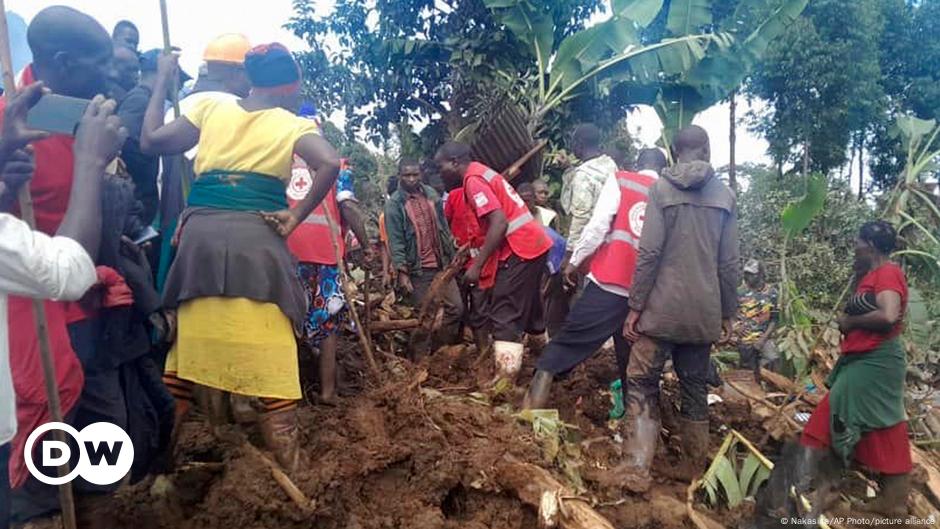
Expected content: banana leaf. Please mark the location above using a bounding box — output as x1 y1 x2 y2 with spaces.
667 0 712 36
612 0 666 26
781 173 827 238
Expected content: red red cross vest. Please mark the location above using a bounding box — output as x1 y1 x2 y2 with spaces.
463 162 552 260
286 156 345 265
589 171 657 290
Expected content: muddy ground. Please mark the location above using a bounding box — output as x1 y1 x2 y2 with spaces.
101 334 936 529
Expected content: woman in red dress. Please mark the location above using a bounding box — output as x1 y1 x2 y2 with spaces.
756 221 910 522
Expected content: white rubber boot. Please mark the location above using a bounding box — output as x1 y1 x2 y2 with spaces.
493 340 525 382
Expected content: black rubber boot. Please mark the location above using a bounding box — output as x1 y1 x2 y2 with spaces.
860 473 910 517
749 443 839 528
523 370 554 410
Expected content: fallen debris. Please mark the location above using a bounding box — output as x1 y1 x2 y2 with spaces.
495 454 615 529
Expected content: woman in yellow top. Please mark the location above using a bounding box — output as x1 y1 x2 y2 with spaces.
141 44 340 471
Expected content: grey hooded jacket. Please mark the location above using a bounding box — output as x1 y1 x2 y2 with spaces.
628 160 740 344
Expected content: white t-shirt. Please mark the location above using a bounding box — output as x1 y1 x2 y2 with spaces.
0 214 96 445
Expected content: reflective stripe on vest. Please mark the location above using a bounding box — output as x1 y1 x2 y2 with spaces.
506 210 535 235
482 168 498 182
302 213 329 226
618 177 650 196
588 171 656 290
610 228 639 248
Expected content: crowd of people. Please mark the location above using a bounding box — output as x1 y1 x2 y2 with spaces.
0 4 916 528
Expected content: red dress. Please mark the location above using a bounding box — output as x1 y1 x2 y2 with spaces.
801 263 912 475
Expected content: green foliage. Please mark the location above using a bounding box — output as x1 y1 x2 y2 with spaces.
881 115 940 366
748 0 940 186
516 409 585 492
701 432 772 509
780 172 827 238
737 164 872 311
288 0 605 147
667 0 713 37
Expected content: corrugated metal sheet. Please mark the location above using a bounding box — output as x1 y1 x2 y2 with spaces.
469 103 542 182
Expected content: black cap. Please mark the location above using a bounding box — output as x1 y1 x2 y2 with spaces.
140 48 192 83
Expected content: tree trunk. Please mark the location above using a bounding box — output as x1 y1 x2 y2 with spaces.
857 140 865 200
802 141 810 177
728 90 737 190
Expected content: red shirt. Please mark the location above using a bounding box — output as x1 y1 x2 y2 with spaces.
405 191 440 269
841 263 908 354
462 163 551 261
444 189 484 252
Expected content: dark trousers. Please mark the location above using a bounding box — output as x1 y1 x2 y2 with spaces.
460 280 490 331
543 273 575 337
1 443 9 529
412 267 465 328
627 337 711 421
490 253 547 342
536 282 631 378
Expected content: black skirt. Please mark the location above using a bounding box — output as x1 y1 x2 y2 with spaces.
162 207 307 330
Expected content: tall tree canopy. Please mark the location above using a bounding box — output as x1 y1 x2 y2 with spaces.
747 0 940 188
287 0 604 145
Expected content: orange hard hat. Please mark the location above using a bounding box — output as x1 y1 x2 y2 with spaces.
203 33 251 64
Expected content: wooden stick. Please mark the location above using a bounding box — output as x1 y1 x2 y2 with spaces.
759 368 821 406
0 5 78 529
322 211 380 378
725 379 803 432
370 319 420 332
503 139 548 181
158 0 180 119
244 443 315 513
363 267 373 347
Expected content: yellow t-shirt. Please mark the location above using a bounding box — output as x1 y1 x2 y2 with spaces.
184 98 320 181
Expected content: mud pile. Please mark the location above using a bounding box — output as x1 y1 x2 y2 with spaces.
104 342 738 529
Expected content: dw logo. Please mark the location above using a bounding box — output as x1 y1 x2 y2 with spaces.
24 422 134 486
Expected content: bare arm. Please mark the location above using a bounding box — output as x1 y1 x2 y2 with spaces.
58 96 129 260
140 53 199 155
263 133 341 238
339 200 371 259
293 134 341 223
840 290 902 333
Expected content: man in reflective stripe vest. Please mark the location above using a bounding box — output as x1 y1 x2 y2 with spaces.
443 188 495 355
435 142 552 381
286 157 370 403
524 148 667 412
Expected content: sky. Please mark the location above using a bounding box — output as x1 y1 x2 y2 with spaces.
9 0 771 169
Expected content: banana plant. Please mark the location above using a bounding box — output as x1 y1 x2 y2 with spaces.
482 0 723 134
649 0 811 139
483 0 808 141
885 116 940 225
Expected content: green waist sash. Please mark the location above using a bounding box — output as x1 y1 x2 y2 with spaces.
828 337 907 465
187 170 287 211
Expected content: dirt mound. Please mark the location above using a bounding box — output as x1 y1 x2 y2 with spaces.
102 341 766 529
